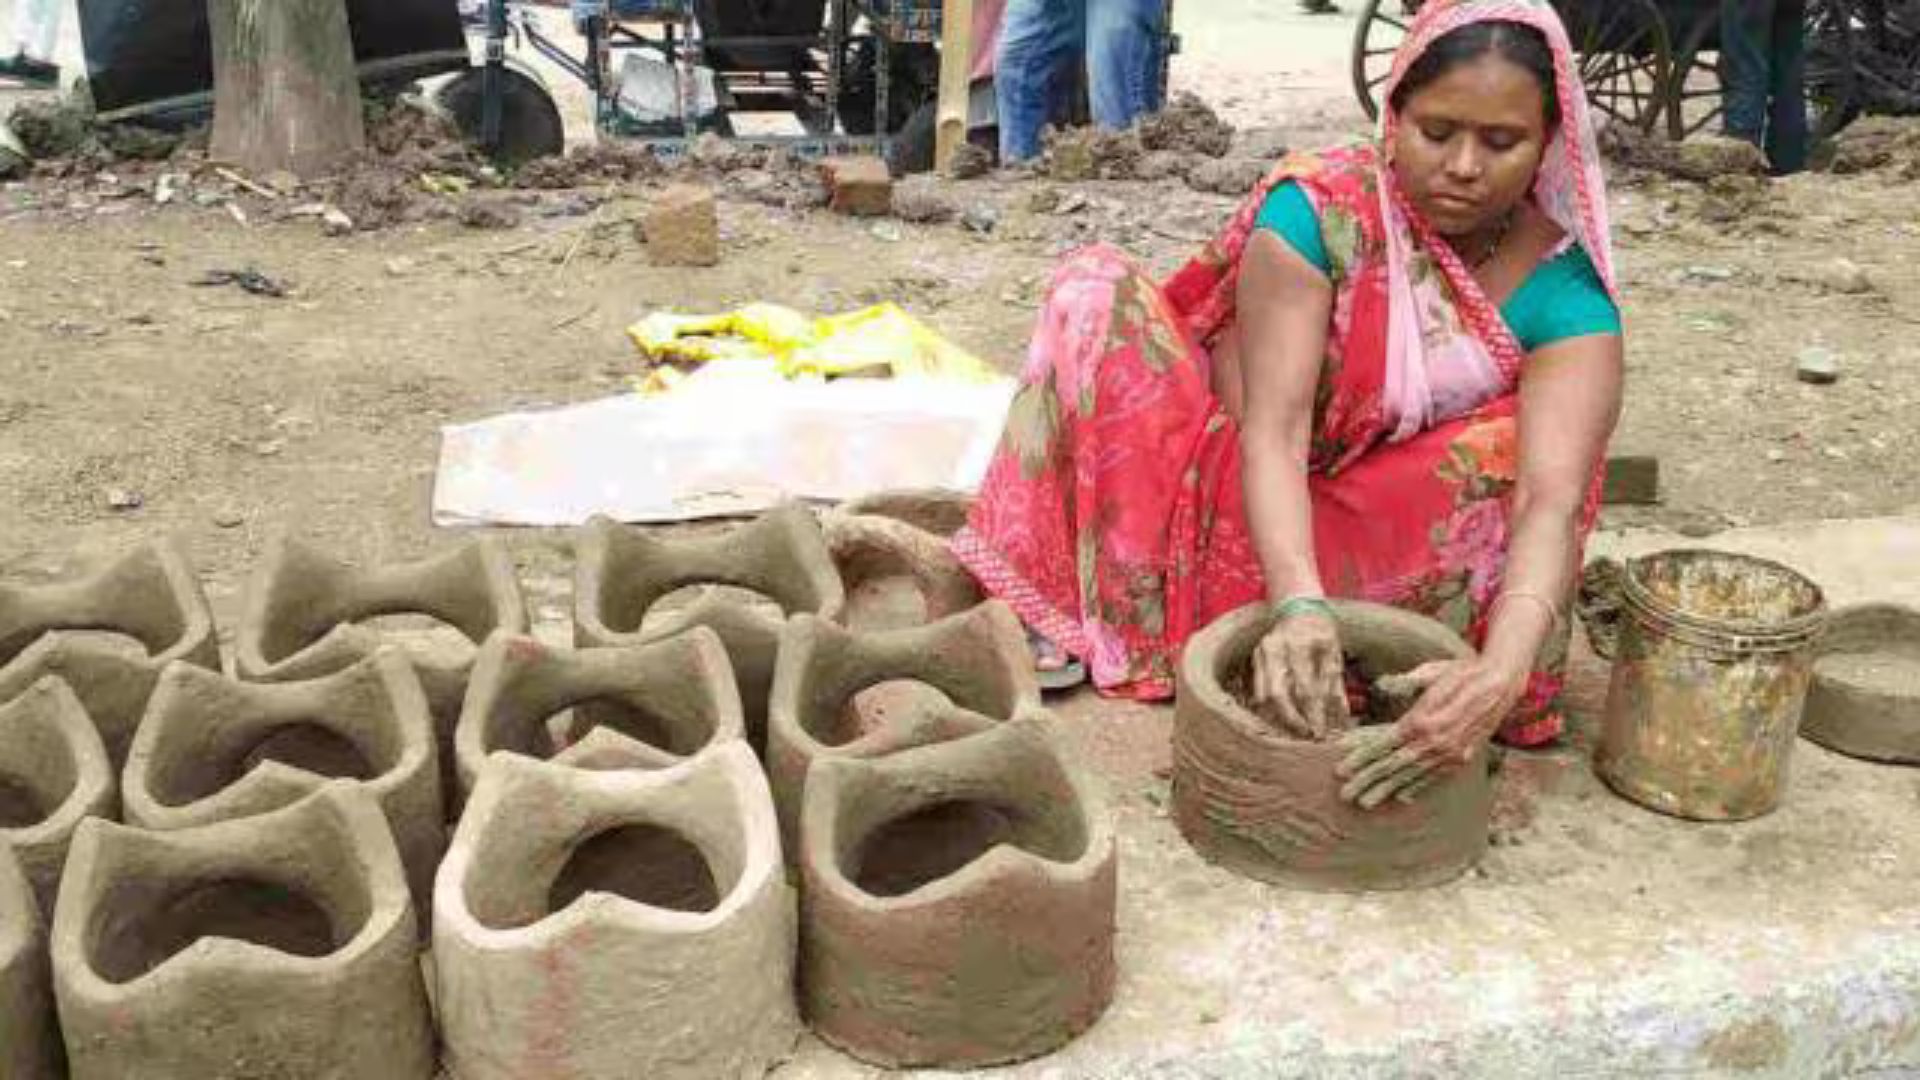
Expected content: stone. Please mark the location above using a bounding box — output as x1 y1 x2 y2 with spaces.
1186 157 1269 196
1602 454 1661 506
644 183 720 267
1816 257 1874 295
121 650 444 921
1173 600 1493 891
890 177 957 224
766 601 1040 852
945 141 992 180
574 504 844 754
51 785 434 1079
821 155 893 217
0 541 220 771
1797 346 1841 385
800 715 1116 1068
0 846 60 1080
0 677 115 917
235 534 528 816
435 745 799 1080
1801 603 1920 764
823 505 983 631
454 626 744 798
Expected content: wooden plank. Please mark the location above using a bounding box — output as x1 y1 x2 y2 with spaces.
933 0 976 174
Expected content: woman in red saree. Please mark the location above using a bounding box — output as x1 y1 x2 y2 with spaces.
953 0 1624 806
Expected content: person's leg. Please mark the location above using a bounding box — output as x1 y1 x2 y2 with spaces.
996 0 1085 161
1718 0 1774 148
1766 0 1810 174
1085 0 1167 130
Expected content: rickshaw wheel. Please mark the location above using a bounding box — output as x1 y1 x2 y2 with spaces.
1352 0 1419 123
1570 0 1671 135
438 62 566 166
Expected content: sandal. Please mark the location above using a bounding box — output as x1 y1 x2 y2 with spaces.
1028 629 1087 693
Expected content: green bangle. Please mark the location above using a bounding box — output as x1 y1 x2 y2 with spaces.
1271 595 1334 622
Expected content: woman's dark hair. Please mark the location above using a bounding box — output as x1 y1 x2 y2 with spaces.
1388 20 1562 133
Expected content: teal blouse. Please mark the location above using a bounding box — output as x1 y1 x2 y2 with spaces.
1254 181 1621 352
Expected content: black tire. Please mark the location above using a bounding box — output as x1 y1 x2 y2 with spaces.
888 98 938 175
437 63 566 166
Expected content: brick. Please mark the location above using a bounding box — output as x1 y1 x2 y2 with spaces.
820 155 893 217
643 183 719 267
1602 454 1661 506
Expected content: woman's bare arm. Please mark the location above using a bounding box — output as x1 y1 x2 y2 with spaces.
1236 231 1335 603
1236 230 1349 737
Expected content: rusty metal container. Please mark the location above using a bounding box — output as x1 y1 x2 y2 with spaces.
1597 549 1828 821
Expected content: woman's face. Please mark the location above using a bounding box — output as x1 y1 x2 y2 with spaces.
1390 52 1551 238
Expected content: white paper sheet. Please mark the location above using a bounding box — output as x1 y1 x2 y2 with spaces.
432 366 1016 526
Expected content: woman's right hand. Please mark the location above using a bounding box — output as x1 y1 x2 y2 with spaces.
1250 611 1352 740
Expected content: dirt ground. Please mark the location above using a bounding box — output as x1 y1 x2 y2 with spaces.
3 3 1919 604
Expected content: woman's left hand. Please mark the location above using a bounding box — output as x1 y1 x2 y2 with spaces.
1334 657 1530 809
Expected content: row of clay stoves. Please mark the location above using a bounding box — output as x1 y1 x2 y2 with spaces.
0 496 1117 1079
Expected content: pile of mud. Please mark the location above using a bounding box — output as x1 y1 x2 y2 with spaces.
1037 93 1274 196
1824 116 1920 178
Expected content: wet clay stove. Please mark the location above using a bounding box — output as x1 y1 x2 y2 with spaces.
573 504 846 753
453 626 743 797
1173 600 1493 892
799 715 1116 1069
122 649 445 920
51 785 434 1080
823 489 982 632
0 541 219 771
434 744 799 1080
766 601 1042 852
1 845 60 1080
1802 603 1920 764
0 677 115 916
235 534 529 812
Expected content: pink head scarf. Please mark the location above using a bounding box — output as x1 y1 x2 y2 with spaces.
1375 0 1619 439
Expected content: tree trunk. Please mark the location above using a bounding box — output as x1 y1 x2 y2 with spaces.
208 0 365 178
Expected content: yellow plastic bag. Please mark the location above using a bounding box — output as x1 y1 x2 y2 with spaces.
626 302 1000 389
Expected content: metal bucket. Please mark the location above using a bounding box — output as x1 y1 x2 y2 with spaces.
1597 549 1828 821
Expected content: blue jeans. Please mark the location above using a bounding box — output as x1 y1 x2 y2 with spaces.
1719 0 1808 174
996 0 1168 162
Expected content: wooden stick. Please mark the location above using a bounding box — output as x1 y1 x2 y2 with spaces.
933 0 976 174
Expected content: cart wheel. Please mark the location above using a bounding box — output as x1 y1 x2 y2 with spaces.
887 99 938 175
1805 0 1861 140
1352 0 1419 122
437 62 566 167
1569 0 1671 135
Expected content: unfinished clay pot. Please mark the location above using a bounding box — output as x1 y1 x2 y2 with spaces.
435 744 799 1080
800 715 1116 1068
1802 603 1920 764
455 627 743 798
0 541 219 770
837 488 974 536
122 649 444 919
824 504 983 631
51 784 433 1080
1 846 61 1080
1173 600 1491 892
0 677 116 917
573 504 845 753
236 535 527 811
766 601 1041 851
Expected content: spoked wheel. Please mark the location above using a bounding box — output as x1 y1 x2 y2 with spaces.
1806 0 1862 139
1569 0 1672 134
1352 0 1421 122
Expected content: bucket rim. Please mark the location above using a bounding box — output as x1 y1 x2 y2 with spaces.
1621 548 1828 643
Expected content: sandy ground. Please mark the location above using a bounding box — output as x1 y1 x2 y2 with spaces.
4 4 1920 1072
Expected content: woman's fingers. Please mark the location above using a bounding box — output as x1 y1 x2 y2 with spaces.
1339 744 1426 803
1393 771 1441 806
1284 638 1329 738
1356 758 1436 809
1251 645 1272 705
1336 725 1403 778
